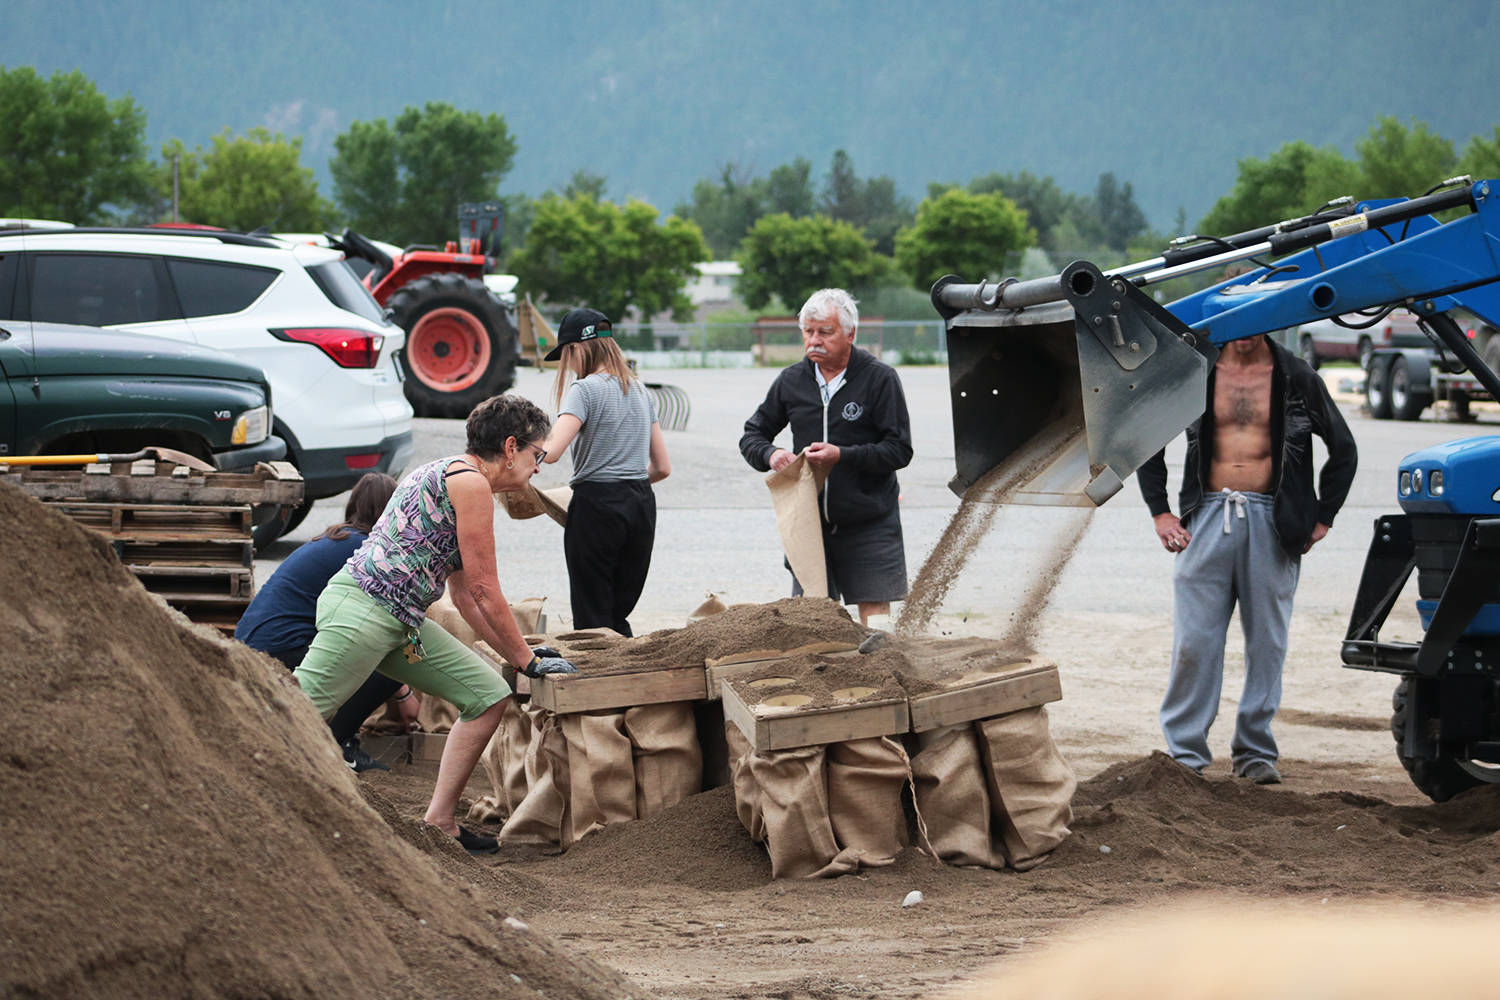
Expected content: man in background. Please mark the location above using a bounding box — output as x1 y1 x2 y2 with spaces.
739 288 913 625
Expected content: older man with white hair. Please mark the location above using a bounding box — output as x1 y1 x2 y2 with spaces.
739 288 913 624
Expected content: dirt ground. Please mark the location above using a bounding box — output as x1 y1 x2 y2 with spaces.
363 747 1500 999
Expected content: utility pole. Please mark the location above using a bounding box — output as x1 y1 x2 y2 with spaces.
172 155 179 223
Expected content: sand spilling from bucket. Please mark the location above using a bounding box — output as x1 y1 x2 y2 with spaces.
0 482 641 1000
897 426 1090 640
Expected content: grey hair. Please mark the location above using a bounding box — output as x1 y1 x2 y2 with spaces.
799 288 859 336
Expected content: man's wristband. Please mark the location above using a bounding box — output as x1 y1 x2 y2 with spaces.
395 688 415 703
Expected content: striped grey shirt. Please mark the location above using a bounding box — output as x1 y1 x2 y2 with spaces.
559 373 658 483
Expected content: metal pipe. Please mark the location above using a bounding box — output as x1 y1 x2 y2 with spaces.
932 273 1067 312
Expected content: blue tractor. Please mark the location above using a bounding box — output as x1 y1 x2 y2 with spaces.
931 177 1500 801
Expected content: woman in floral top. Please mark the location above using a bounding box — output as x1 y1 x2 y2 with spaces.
293 394 575 854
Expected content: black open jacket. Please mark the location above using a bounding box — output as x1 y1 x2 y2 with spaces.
739 348 913 528
1137 338 1357 556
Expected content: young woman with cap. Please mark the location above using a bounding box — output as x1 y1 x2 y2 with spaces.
542 307 671 637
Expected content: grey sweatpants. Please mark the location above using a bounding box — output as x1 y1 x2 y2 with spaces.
1161 489 1300 772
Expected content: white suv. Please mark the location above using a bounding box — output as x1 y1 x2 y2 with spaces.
0 226 414 540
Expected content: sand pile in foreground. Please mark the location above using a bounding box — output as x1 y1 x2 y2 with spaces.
0 482 642 1000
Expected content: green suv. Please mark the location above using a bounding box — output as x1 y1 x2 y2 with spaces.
0 318 283 469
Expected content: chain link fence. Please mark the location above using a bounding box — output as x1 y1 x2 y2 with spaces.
607 318 951 369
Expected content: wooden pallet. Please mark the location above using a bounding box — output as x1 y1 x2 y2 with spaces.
1 459 304 506
127 564 254 599
905 655 1063 733
704 641 860 699
721 678 910 752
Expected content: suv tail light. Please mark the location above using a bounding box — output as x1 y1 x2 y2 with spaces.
271 327 384 368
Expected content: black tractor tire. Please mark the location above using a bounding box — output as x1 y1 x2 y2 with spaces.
1366 356 1393 419
1299 333 1320 370
388 273 520 418
1357 335 1374 371
1391 677 1485 803
1389 360 1431 421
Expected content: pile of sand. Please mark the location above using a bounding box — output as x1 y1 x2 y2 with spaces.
0 483 642 999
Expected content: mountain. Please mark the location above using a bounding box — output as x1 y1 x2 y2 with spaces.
12 0 1498 231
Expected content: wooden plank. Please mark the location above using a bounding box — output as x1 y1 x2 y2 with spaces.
530 664 707 714
906 657 1063 733
721 680 910 752
409 732 448 762
704 641 859 699
2 462 304 506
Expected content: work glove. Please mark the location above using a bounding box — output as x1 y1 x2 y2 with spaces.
529 645 563 660
522 653 577 678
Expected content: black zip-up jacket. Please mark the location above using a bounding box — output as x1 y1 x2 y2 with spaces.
1137 338 1357 556
739 347 913 528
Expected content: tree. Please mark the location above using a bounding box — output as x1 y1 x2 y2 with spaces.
675 163 764 258
893 188 1035 290
967 171 1077 251
0 66 153 223
330 102 517 245
1458 126 1500 180
160 128 331 231
509 195 708 322
1198 140 1361 236
818 150 914 255
563 170 608 201
736 214 887 311
1356 116 1456 199
1090 172 1149 253
675 157 817 258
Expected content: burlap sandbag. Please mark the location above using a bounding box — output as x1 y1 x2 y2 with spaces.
624 702 702 819
825 737 910 869
560 711 637 845
467 698 536 824
725 723 766 843
765 453 829 599
910 723 1007 869
975 706 1076 871
498 710 571 846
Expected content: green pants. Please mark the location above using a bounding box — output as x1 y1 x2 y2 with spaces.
292 569 510 722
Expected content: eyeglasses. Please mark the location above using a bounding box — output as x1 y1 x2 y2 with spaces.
522 440 548 466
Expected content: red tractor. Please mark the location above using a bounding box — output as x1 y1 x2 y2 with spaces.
333 202 521 418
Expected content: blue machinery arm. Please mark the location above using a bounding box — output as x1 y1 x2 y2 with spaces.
931 179 1500 507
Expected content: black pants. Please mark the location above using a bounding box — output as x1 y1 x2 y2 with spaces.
564 478 656 637
271 645 400 744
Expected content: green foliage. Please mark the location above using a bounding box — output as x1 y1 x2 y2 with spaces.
1198 140 1361 236
819 150 914 255
330 102 517 246
1356 116 1456 199
160 128 331 230
1459 126 1500 180
509 194 709 322
735 214 887 312
675 158 816 258
563 170 608 201
1091 172 1149 253
893 188 1035 290
0 66 153 223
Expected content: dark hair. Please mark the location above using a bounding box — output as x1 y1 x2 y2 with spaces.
465 393 550 460
315 472 398 541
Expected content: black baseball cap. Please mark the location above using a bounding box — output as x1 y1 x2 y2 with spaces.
544 307 613 361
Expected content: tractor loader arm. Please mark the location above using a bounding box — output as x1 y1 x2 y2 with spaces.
936 178 1500 507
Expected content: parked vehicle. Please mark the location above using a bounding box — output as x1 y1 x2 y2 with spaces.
0 225 414 543
0 318 281 470
1365 308 1499 420
279 218 523 418
1295 307 1429 370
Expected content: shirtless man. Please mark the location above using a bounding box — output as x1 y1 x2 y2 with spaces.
1137 333 1357 783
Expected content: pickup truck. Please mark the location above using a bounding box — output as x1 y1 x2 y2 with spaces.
1364 308 1500 420
1 319 284 468
1296 307 1429 370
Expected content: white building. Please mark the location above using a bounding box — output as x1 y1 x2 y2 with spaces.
685 260 741 306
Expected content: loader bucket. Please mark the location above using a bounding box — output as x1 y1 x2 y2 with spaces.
937 263 1211 507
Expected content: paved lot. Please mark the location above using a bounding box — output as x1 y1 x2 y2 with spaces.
260 361 1493 635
